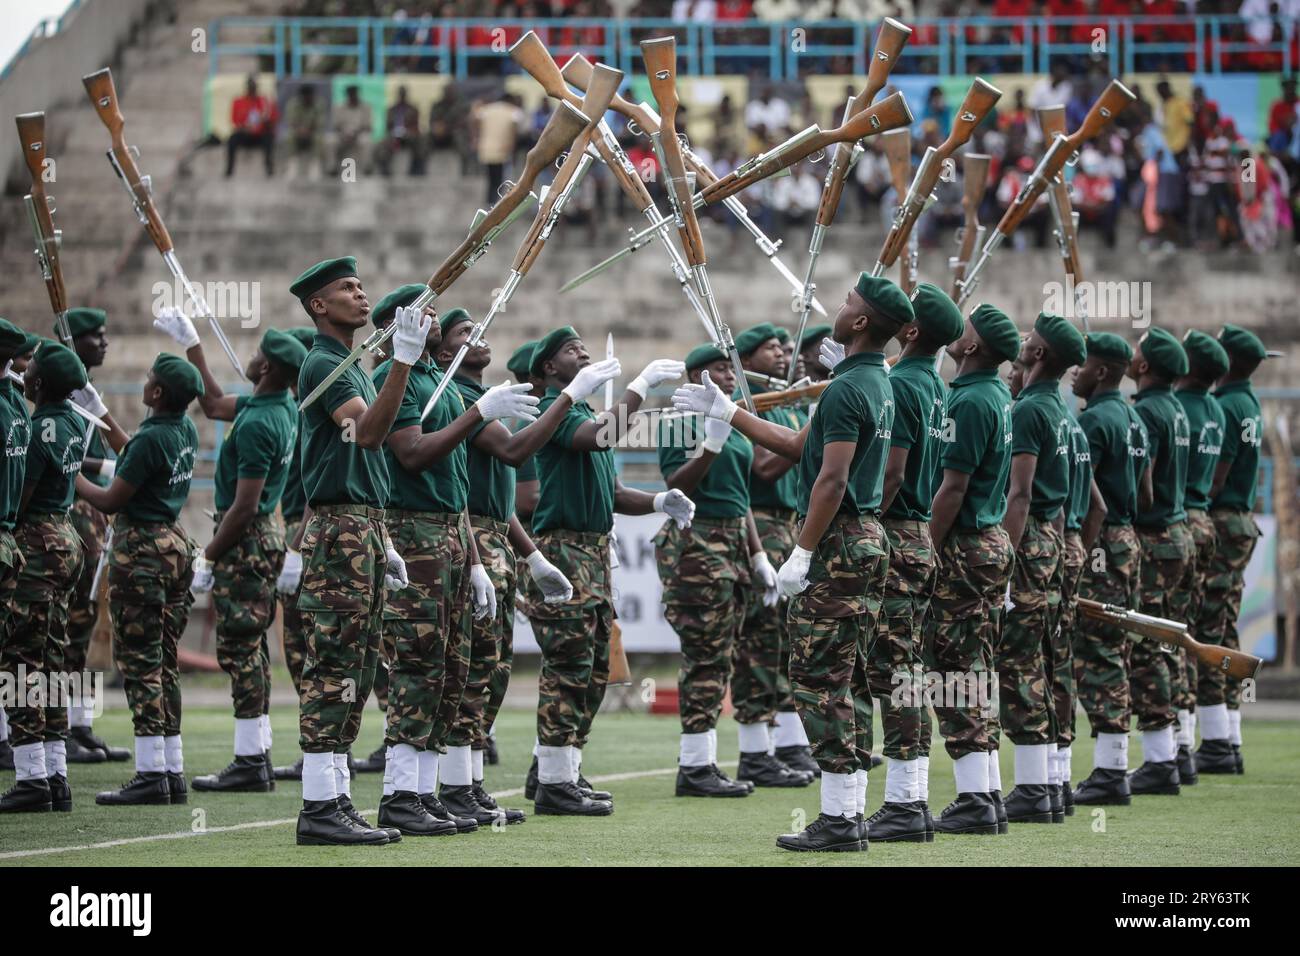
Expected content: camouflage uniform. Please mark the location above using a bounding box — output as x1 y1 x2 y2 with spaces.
212 513 286 719
1172 509 1217 712
463 520 516 748
65 495 109 676
871 519 934 759
281 518 308 700
999 517 1064 744
0 380 31 735
1056 530 1086 745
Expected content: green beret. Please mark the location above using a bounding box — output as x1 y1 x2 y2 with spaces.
151 352 205 404
855 273 914 327
19 332 46 355
371 283 427 327
1139 328 1188 378
685 343 727 372
969 303 1020 363
439 307 473 338
798 324 833 348
33 342 87 394
1034 312 1086 367
0 318 26 351
1182 330 1229 379
260 328 308 372
734 323 779 357
286 326 316 350
908 284 964 345
65 307 107 339
529 326 580 377
1085 332 1133 363
290 256 358 303
772 326 790 344
507 340 539 379
1218 324 1267 362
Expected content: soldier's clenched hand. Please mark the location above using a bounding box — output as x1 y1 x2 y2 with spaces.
628 359 686 398
190 555 214 594
527 550 573 604
750 550 779 607
153 305 200 349
777 546 813 598
475 381 540 423
671 371 737 422
391 304 433 366
276 549 302 593
654 489 695 529
562 358 621 403
470 563 496 619
70 383 107 419
384 546 409 590
819 338 845 372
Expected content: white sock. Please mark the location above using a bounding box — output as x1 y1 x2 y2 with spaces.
1200 703 1229 741
442 745 472 786
1046 744 1061 786
233 718 263 757
382 746 396 796
773 710 809 748
332 752 350 798
570 747 582 782
1141 727 1175 764
884 757 920 803
1176 709 1193 748
918 755 930 800
737 721 769 755
163 735 183 774
819 771 854 819
488 723 496 739
301 752 336 802
135 736 165 774
1186 712 1197 748
537 745 571 784
953 751 989 794
707 728 718 765
1058 746 1072 785
1094 732 1129 771
532 737 540 758
14 742 47 782
679 732 711 768
1013 744 1050 786
389 743 419 793
44 740 68 777
1227 709 1242 746
988 751 1003 792
855 768 868 816
260 714 273 752
0 708 8 741
417 749 439 794
471 748 485 782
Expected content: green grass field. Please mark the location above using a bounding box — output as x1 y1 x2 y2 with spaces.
2 705 1297 867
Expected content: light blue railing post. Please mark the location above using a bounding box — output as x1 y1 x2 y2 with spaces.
291 20 301 76
1211 15 1220 74
1123 18 1133 75
455 21 467 80
769 22 780 79
1106 18 1118 74
275 19 286 79
853 20 865 76
358 20 369 75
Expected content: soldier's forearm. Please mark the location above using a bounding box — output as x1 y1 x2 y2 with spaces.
507 514 536 557
357 363 414 448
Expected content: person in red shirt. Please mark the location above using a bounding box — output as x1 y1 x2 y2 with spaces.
226 75 278 178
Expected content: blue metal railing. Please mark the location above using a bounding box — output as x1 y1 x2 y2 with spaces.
207 15 1296 80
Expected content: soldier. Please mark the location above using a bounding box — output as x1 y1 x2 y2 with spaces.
154 312 306 791
0 342 87 812
797 324 833 384
0 320 34 774
923 303 1018 836
657 343 778 798
74 353 205 806
1126 328 1192 796
523 326 693 816
1070 333 1148 806
1171 331 1229 784
998 313 1086 825
1196 324 1267 774
674 273 908 852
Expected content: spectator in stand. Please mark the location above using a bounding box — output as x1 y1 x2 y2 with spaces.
1156 78 1193 158
1268 77 1299 162
283 85 326 181
331 84 374 175
672 0 718 19
1191 85 1221 143
1027 61 1074 129
429 84 469 168
1137 98 1183 250
921 86 951 139
1073 142 1121 247
752 0 803 20
379 85 427 176
716 0 753 20
994 0 1034 47
999 87 1032 153
769 158 820 234
473 89 526 206
745 85 792 141
997 151 1051 247
227 75 278 178
1237 144 1281 253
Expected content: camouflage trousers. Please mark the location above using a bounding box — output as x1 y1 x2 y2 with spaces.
212 512 284 720
281 518 308 702
869 518 934 761
528 529 614 749
1073 524 1140 736
452 518 515 751
109 519 196 738
1131 522 1192 732
1172 509 1218 713
734 507 797 726
1198 508 1260 710
654 516 751 734
923 525 1013 760
297 505 387 754
0 531 22 647
1054 530 1086 747
997 516 1064 747
2 517 83 747
382 510 472 752
787 514 888 775
65 498 108 675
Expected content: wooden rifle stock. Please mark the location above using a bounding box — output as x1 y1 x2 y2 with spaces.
561 53 662 142
14 112 69 328
1036 105 1084 282
882 128 912 202
642 36 707 267
864 18 913 101
950 153 991 296
752 380 830 412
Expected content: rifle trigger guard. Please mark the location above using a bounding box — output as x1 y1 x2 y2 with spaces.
497 179 515 199
626 119 643 138
556 153 568 171
808 149 826 164
677 132 690 150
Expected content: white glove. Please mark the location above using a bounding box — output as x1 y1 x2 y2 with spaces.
391 304 433 366
654 489 695 529
384 547 409 590
562 358 622 403
475 381 540 423
1003 583 1014 613
819 337 845 372
751 551 779 607
190 555 214 594
70 383 107 419
701 416 732 454
153 306 200 349
470 563 496 620
671 370 737 423
628 358 686 399
276 549 303 593
777 545 814 598
98 458 116 481
527 550 573 604
609 529 620 569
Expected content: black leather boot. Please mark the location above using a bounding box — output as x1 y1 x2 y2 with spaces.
776 813 865 852
192 754 272 793
420 792 479 833
70 726 130 761
353 743 387 774
1047 783 1065 823
920 802 936 841
297 798 391 846
485 736 499 766
376 791 454 837
167 772 188 805
1061 779 1075 816
736 751 813 788
1194 738 1236 774
0 738 13 771
1072 767 1131 805
273 755 304 781
95 772 172 806
865 801 928 843
576 773 613 801
1232 743 1244 774
534 780 613 816
472 782 525 823
676 764 751 798
933 792 999 835
1176 744 1198 786
338 795 401 841
48 773 72 812
524 756 539 800
990 789 1009 833
63 733 106 764
715 764 754 792
1128 760 1180 796
1003 784 1054 823
263 751 275 792
774 744 821 778
0 778 52 813
441 783 507 826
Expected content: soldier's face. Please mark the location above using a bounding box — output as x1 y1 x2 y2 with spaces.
143 370 163 408
833 290 865 345
443 321 489 369
547 338 588 385
947 320 978 363
315 277 369 329
423 305 442 349
245 350 266 384
21 357 41 396
1126 348 1147 382
693 359 735 394
9 350 33 377
748 338 784 377
1018 330 1044 367
1008 360 1025 397
1071 356 1102 399
75 329 108 369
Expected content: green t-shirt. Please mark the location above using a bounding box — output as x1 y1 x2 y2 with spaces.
516 454 537 483
84 420 116 488
885 355 948 522
748 387 804 512
280 438 306 524
1064 408 1092 531
456 376 516 522
1210 381 1262 512
23 402 84 516
532 388 616 534
1176 386 1226 512
1010 380 1073 520
939 368 1013 530
297 334 391 508
1079 390 1147 525
374 358 468 514
1133 385 1189 528
657 414 753 519
796 351 894 517
0 381 31 531
116 412 198 524
214 391 297 515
